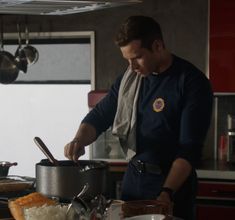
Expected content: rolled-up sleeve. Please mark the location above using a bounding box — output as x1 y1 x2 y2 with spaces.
176 72 213 166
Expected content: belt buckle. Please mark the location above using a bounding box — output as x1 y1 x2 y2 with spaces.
136 160 145 173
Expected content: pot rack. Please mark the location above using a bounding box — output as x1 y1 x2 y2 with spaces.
0 0 142 15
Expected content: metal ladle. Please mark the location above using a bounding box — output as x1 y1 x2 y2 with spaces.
33 136 59 166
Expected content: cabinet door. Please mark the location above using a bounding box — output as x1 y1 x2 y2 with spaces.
197 205 235 220
197 180 235 220
210 0 235 92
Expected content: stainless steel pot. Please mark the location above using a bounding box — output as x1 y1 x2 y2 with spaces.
36 159 108 201
0 161 18 177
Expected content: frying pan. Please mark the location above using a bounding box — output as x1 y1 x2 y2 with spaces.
22 24 39 66
0 19 19 84
14 23 27 73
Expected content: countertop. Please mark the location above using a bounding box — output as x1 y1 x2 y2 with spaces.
109 160 235 181
196 160 235 180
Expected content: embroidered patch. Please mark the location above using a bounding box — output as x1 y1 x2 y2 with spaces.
153 98 165 112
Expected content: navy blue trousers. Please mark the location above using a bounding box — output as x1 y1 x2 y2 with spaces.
121 162 197 220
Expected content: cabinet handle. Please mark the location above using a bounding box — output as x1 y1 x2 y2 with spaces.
212 190 235 197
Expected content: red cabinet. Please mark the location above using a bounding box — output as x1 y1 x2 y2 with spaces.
88 90 107 108
197 205 235 220
196 180 235 220
209 0 235 92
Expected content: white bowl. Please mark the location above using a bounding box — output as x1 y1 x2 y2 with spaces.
125 214 165 220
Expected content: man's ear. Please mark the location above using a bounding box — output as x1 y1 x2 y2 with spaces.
152 39 164 51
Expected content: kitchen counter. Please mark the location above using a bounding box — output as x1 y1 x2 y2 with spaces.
109 160 235 181
196 160 235 180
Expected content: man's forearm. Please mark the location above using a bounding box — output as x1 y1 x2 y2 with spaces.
163 158 192 191
64 123 97 161
73 122 97 147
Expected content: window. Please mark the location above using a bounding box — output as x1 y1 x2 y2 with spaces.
0 31 94 177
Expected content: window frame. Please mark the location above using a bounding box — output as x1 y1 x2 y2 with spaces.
3 31 95 89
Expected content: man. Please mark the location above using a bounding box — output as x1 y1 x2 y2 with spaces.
64 16 213 220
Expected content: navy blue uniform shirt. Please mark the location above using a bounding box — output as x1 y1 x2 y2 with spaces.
82 55 213 168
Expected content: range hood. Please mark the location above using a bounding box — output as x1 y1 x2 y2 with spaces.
0 0 142 15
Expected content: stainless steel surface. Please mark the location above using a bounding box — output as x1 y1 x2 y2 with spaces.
227 114 235 130
22 24 39 66
0 0 142 15
196 160 235 180
227 131 235 163
0 19 19 84
226 115 235 163
66 183 89 218
228 131 235 136
14 23 27 73
0 162 17 177
36 159 108 200
34 136 59 165
214 97 218 160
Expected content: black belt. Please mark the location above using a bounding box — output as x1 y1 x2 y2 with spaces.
130 159 162 175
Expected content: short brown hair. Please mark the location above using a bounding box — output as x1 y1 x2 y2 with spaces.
115 15 164 49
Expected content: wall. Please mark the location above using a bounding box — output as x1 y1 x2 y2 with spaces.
2 0 208 89
0 85 90 177
0 42 92 177
1 0 212 161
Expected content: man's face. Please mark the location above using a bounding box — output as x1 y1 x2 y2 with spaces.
120 40 158 77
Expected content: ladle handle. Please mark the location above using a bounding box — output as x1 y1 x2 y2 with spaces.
77 183 89 198
34 136 59 166
0 16 4 51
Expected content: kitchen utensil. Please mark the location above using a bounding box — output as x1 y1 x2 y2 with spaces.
0 18 19 84
34 136 59 166
14 23 27 73
67 191 112 220
36 159 108 201
89 195 113 219
66 183 89 217
22 24 39 65
0 161 18 177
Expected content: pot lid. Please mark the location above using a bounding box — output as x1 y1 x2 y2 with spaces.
0 0 142 15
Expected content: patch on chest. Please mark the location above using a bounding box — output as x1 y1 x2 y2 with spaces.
153 97 165 112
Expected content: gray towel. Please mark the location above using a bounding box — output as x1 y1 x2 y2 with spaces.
112 66 142 155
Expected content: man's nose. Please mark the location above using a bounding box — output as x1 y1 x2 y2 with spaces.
129 60 138 71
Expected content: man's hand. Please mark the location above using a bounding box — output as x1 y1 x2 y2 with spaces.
64 139 85 161
157 191 173 215
64 123 97 161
